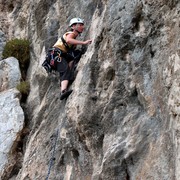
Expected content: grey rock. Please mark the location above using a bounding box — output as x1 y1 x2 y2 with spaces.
0 89 24 177
0 30 6 60
0 57 21 92
0 0 180 180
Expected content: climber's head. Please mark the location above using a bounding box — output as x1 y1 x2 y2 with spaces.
69 18 84 34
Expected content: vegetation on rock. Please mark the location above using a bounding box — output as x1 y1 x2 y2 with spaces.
16 80 30 102
2 38 30 80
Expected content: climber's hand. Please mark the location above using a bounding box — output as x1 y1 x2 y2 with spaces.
83 40 92 45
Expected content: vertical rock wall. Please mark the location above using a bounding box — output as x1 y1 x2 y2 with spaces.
0 58 24 179
0 0 180 179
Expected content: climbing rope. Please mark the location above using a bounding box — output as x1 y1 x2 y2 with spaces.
45 128 59 180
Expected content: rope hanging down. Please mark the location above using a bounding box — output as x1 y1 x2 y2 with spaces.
45 128 59 180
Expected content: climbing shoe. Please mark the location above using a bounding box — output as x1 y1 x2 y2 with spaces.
60 89 73 100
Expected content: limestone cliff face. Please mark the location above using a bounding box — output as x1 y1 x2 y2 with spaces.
0 0 180 179
0 58 24 179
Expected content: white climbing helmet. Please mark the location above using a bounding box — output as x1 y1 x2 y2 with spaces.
69 18 84 27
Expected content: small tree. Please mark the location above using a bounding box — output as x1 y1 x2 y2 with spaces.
2 38 30 80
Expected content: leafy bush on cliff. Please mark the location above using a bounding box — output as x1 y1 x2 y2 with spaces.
16 81 30 102
2 38 30 79
16 81 30 94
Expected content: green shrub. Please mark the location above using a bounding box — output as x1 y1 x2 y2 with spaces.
16 81 30 96
2 38 30 79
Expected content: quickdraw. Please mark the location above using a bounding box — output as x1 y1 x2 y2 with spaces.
50 50 62 66
50 50 55 66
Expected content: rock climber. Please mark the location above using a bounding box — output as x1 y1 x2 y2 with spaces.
53 17 92 100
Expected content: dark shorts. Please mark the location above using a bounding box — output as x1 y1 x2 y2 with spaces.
56 59 72 81
51 48 82 82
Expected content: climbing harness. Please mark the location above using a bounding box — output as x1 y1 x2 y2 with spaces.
50 49 62 67
45 128 59 180
42 48 62 73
